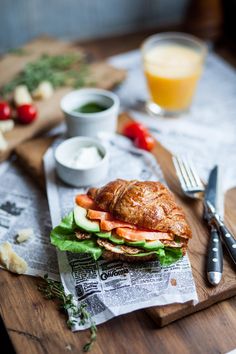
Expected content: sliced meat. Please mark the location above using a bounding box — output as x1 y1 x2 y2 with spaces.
75 230 92 240
102 250 157 262
97 239 145 255
161 241 184 248
97 238 124 254
120 245 142 255
97 239 141 255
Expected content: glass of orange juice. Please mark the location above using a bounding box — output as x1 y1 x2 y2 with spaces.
141 32 207 116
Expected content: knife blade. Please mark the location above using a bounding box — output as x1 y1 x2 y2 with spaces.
204 166 223 285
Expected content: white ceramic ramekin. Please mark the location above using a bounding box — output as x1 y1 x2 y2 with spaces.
60 88 120 137
55 137 109 187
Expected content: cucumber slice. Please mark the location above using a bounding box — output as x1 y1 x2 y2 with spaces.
125 239 164 250
96 232 124 244
95 231 111 239
74 205 100 233
125 240 146 247
142 240 164 250
109 235 125 245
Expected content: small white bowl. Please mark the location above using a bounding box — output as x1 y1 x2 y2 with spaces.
55 137 109 187
61 88 120 137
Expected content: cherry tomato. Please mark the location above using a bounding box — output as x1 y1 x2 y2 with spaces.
134 133 155 151
123 121 148 140
17 104 37 124
0 101 11 120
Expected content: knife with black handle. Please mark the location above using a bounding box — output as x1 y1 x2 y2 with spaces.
204 166 223 285
212 212 236 266
207 223 223 285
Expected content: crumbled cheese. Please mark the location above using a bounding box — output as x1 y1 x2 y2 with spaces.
0 119 14 133
33 81 54 100
0 242 28 274
14 85 32 106
0 131 8 151
17 228 34 243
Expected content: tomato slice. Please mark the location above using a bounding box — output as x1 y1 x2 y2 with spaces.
75 194 98 209
100 219 137 232
116 228 172 241
87 209 111 221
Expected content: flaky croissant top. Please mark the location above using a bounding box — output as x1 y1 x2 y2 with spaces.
88 179 191 239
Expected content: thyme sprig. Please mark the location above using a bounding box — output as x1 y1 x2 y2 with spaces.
38 274 97 352
1 53 90 96
8 47 29 56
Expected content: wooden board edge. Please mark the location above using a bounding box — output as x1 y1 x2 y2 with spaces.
147 288 236 327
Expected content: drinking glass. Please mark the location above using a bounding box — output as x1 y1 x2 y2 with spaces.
141 32 207 117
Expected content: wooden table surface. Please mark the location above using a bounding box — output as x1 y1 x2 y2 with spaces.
1 31 236 354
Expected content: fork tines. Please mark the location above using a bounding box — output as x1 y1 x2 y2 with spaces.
173 156 204 193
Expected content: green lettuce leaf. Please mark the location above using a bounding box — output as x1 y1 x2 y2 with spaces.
127 248 182 265
50 212 183 265
50 212 103 260
158 247 183 266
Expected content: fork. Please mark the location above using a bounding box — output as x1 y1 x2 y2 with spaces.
172 155 223 285
172 156 205 199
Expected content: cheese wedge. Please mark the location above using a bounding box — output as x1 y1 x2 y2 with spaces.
0 242 28 274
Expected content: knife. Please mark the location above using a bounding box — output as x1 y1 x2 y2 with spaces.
204 166 223 285
207 201 236 266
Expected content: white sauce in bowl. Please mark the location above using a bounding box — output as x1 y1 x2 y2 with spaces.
68 146 102 169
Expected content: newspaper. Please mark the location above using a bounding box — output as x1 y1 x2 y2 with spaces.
0 159 59 280
44 134 198 331
109 50 236 191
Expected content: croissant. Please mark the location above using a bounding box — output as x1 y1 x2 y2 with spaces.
88 179 191 239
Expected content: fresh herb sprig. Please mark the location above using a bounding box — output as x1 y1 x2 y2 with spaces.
1 53 90 96
8 47 29 56
38 274 97 352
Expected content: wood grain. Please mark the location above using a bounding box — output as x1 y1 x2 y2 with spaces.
15 136 56 189
0 37 126 162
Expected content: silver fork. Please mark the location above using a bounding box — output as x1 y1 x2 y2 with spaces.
172 156 205 199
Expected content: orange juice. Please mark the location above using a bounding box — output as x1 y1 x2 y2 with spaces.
143 45 203 111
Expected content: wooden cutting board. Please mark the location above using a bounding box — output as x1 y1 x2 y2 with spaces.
0 37 126 162
15 112 236 327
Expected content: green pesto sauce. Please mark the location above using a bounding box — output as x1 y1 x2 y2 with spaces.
74 102 107 114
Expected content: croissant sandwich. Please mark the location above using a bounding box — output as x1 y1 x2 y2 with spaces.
51 179 192 265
